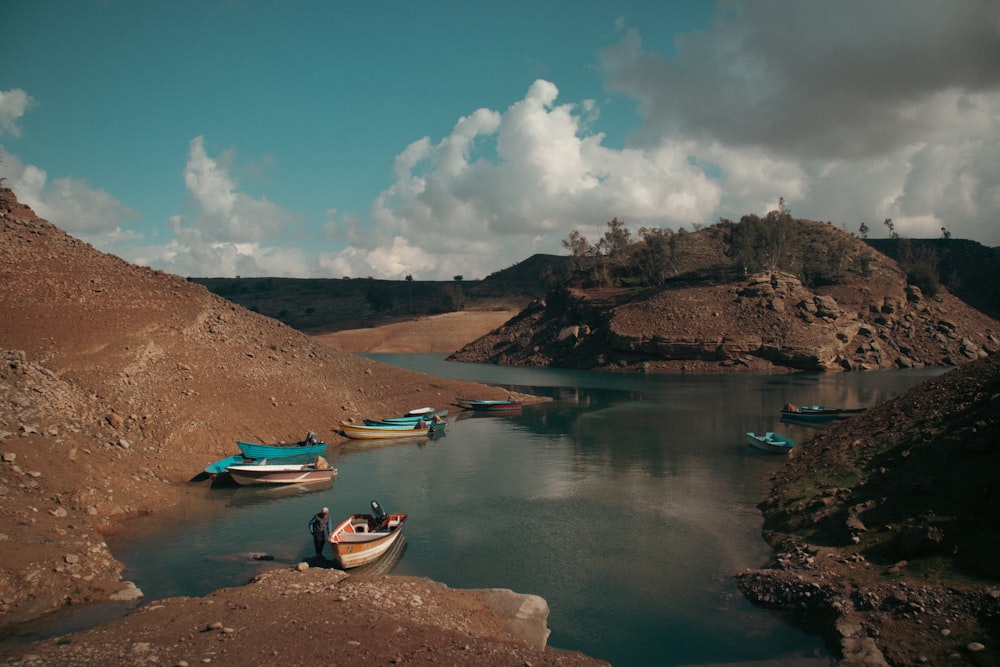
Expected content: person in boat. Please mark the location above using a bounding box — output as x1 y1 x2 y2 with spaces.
308 507 331 559
304 430 320 445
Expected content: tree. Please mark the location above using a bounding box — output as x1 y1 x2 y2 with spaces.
561 230 591 273
859 221 869 238
884 218 898 239
941 226 952 239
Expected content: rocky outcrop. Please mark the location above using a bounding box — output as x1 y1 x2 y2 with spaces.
451 270 998 373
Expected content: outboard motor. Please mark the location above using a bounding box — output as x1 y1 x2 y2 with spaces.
371 500 387 527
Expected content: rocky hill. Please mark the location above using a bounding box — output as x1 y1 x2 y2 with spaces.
451 221 999 374
738 351 1000 666
0 189 601 665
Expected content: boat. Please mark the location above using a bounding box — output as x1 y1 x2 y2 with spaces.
780 403 865 421
373 408 449 424
339 420 445 439
363 413 448 428
327 500 407 569
204 454 246 475
227 457 337 486
746 431 798 454
403 406 449 418
236 431 327 459
456 397 522 411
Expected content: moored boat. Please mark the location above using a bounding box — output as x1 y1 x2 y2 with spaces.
237 431 327 459
204 454 246 475
456 397 522 411
328 500 407 569
227 457 337 486
746 431 797 454
340 420 445 439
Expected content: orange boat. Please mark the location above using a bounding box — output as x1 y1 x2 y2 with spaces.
328 500 407 569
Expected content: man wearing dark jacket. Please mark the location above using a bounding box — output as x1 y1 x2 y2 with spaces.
308 507 330 558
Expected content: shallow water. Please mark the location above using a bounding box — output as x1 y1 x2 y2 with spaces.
103 358 941 666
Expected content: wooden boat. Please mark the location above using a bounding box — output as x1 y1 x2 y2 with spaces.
328 500 407 569
339 420 445 439
237 433 327 459
227 457 337 486
456 397 522 411
746 431 797 454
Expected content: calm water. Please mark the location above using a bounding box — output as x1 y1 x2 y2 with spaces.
105 357 944 667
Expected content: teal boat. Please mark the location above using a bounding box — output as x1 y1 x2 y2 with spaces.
237 433 327 460
746 431 797 454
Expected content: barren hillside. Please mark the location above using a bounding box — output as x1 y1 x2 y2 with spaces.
0 189 600 666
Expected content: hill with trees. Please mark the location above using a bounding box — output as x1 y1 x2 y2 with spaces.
451 206 998 373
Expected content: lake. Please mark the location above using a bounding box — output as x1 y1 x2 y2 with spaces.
106 356 944 666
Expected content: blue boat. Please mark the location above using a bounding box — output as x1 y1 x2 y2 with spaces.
205 454 246 475
237 432 327 460
457 397 521 411
746 431 797 454
346 418 446 433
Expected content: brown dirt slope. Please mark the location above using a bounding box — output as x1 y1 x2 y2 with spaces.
451 224 999 374
316 309 519 353
0 188 597 664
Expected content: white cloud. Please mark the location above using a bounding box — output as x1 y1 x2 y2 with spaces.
369 79 722 279
596 3 1000 246
0 89 35 137
0 147 140 239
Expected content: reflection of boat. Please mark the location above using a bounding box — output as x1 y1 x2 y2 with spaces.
339 420 445 439
225 479 333 507
339 434 441 453
237 433 327 459
457 397 522 411
746 431 797 454
328 500 407 569
227 458 337 486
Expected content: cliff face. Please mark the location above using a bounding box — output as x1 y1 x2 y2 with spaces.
451 234 999 374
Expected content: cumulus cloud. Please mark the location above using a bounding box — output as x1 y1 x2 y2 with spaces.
598 2 1000 245
0 147 140 240
131 137 314 277
369 79 721 279
0 89 35 137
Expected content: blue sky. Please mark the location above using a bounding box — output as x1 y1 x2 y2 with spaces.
2 1 999 280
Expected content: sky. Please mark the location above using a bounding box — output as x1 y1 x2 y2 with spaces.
2 1 999 281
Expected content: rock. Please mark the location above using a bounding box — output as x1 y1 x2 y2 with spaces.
480 588 551 651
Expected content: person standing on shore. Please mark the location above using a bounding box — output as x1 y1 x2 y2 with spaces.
308 507 331 559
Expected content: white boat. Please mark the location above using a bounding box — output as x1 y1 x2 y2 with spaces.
226 457 337 485
328 500 407 569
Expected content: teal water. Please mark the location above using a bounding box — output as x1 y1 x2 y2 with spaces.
107 357 944 666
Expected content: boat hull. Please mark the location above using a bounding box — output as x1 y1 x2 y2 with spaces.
457 398 522 411
205 454 246 475
236 440 327 459
329 513 407 569
746 432 797 454
340 425 437 439
227 464 336 486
